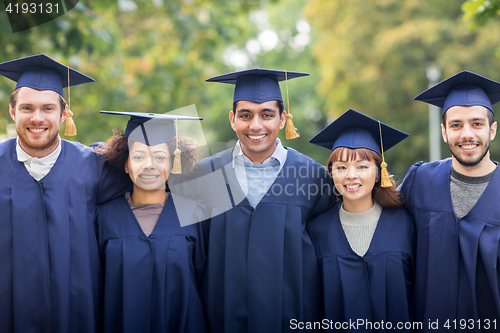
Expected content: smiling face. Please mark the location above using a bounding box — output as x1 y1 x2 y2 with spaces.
329 148 378 213
125 141 171 192
9 87 67 158
442 105 497 175
229 100 286 164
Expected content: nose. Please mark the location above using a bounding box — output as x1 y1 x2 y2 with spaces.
30 110 45 123
461 123 474 141
346 166 358 179
249 116 263 131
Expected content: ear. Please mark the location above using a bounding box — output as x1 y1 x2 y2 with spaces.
124 163 129 174
229 110 236 131
441 123 448 143
491 121 497 141
61 105 69 124
279 110 286 130
9 104 15 121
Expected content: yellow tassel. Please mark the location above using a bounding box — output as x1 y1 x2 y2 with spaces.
64 110 77 136
285 113 300 139
171 148 182 174
380 161 393 188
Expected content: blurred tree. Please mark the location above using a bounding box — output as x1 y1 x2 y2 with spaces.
304 0 500 178
0 0 274 148
462 0 500 28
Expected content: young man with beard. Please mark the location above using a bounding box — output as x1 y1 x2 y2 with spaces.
194 69 333 333
399 71 500 332
0 54 129 333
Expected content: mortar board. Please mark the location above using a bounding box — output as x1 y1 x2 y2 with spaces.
414 70 500 116
309 109 408 155
206 68 308 104
100 111 203 174
0 54 94 97
206 68 308 139
310 109 408 187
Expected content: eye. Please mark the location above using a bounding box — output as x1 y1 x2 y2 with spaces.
358 165 368 169
239 114 251 119
262 113 274 118
132 155 144 160
473 122 483 127
335 165 346 170
155 156 166 161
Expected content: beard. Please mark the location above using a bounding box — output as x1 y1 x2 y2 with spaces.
448 139 490 167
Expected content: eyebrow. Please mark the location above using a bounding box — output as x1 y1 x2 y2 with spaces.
131 150 169 154
236 108 277 114
448 117 486 123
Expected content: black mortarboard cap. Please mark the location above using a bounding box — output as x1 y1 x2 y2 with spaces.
100 111 203 147
206 68 309 104
309 109 408 156
0 54 94 97
414 70 500 116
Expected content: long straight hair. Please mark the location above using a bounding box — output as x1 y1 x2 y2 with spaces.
327 147 403 209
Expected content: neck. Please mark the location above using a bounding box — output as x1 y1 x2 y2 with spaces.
130 186 168 204
452 155 497 177
19 137 60 158
240 141 277 164
342 197 374 213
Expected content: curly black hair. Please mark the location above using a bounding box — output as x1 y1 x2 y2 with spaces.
96 129 199 184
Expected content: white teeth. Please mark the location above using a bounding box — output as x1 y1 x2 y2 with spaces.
140 175 158 179
29 128 45 133
248 135 266 140
462 145 477 150
346 185 360 189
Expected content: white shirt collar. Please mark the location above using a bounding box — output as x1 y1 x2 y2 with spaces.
232 138 287 167
16 136 62 164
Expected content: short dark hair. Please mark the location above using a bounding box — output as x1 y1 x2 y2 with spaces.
232 100 285 116
10 87 67 115
327 147 403 209
442 107 495 127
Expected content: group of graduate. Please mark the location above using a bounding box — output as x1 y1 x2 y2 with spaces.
0 53 499 333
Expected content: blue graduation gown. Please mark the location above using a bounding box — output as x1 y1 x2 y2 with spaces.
399 158 500 331
96 194 208 333
0 138 130 333
197 147 334 333
308 204 415 332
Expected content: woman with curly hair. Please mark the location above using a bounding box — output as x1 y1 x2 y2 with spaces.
96 112 208 333
308 109 415 332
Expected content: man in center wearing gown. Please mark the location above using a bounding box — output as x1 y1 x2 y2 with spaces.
194 69 334 332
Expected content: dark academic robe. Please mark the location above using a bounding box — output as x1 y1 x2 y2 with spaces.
96 194 208 333
308 204 415 332
399 158 500 332
0 138 130 333
195 147 334 333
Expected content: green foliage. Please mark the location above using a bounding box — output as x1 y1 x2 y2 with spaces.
305 0 500 178
462 0 500 28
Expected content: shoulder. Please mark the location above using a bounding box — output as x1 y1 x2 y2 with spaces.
283 146 330 181
197 148 233 172
407 158 451 176
61 139 95 157
0 138 15 157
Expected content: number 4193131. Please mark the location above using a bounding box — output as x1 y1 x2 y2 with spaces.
5 2 59 14
444 319 496 330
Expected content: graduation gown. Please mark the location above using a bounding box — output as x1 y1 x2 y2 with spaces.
308 204 415 332
196 147 334 333
96 194 208 333
0 138 130 333
399 158 500 331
